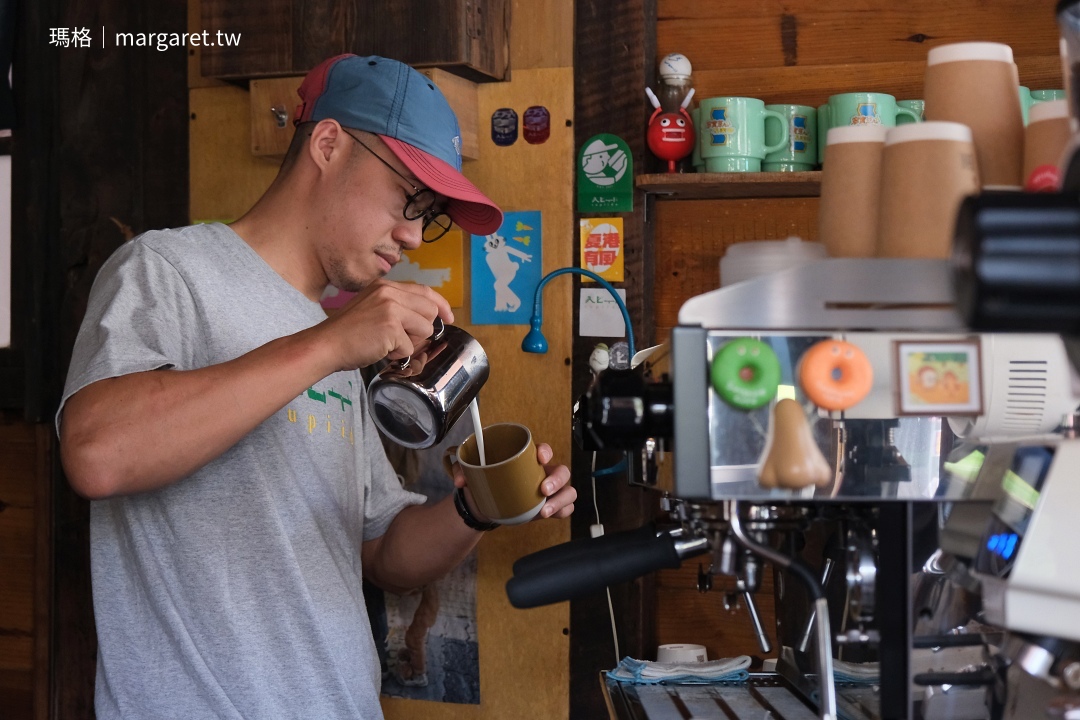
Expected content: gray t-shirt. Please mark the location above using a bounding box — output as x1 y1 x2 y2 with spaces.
57 222 425 720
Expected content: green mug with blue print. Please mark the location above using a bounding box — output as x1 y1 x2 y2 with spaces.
763 104 818 171
699 97 789 172
896 99 924 125
818 92 920 133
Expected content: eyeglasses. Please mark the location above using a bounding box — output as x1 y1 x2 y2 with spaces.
343 131 454 243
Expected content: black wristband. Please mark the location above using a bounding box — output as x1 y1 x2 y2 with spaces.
454 487 499 531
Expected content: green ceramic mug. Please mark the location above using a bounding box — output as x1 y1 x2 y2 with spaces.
1019 86 1033 126
1032 89 1066 102
691 106 705 171
817 102 829 165
818 92 920 132
763 104 818 171
699 97 789 172
896 99 924 126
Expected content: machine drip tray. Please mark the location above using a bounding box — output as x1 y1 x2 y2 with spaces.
602 672 880 720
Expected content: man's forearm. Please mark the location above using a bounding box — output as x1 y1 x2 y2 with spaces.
61 326 338 498
362 498 484 594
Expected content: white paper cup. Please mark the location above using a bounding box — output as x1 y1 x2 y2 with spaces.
656 643 708 663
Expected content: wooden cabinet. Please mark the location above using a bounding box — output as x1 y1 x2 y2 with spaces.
200 0 510 82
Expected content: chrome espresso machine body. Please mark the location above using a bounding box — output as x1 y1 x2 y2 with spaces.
507 258 1080 720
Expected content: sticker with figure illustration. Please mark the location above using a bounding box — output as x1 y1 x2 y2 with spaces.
470 211 542 325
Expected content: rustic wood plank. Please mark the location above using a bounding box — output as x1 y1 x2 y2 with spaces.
249 77 301 158
200 0 293 79
187 0 229 89
658 4 1059 70
34 425 50 720
190 85 281 222
638 171 821 199
684 56 1062 108
511 0 573 70
202 0 509 82
652 198 820 336
0 670 33 719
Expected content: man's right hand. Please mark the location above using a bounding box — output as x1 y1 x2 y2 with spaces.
318 279 454 371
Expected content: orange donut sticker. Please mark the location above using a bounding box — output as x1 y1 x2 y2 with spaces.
895 339 983 415
798 340 874 411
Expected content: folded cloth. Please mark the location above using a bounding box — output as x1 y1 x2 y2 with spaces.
606 655 752 685
832 659 880 684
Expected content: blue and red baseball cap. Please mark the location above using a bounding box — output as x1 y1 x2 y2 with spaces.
294 54 503 235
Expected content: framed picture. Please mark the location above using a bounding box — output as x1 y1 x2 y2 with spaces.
895 338 983 416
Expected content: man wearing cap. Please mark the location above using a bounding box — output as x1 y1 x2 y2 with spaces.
56 54 576 719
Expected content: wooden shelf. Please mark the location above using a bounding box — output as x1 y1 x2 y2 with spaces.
636 171 822 199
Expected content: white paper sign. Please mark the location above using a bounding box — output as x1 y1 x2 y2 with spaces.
579 288 627 338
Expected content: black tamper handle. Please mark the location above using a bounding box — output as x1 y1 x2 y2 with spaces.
506 529 682 609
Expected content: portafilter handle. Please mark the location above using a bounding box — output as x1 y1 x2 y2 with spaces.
506 526 709 609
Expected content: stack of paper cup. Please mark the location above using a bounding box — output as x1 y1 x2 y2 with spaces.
877 122 980 259
924 42 1024 188
818 125 889 258
1023 99 1071 189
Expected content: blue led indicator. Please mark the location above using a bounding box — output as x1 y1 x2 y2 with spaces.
1003 534 1018 560
986 532 1019 560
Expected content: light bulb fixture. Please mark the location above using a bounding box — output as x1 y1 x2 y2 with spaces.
521 267 635 357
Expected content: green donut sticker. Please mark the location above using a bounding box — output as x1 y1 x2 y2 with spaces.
710 338 782 410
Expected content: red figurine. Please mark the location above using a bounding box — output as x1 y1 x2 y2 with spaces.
646 86 696 173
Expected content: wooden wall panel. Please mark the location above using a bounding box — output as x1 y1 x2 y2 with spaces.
655 565 777 665
659 0 1062 103
659 1 1058 69
652 198 819 337
0 421 37 715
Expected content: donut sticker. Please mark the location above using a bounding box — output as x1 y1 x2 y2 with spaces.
798 340 873 411
710 338 782 410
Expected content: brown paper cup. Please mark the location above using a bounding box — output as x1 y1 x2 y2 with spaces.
1023 100 1071 182
452 423 546 525
818 126 887 258
877 122 979 259
924 42 1023 188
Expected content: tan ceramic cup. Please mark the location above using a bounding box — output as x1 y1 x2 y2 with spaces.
818 125 888 258
448 423 546 525
877 122 979 259
1023 99 1071 184
923 42 1023 189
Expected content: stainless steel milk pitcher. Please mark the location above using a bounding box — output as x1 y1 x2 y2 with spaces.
368 319 490 448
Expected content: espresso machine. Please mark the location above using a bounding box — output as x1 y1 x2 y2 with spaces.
505 6 1080 718
509 253 1080 720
